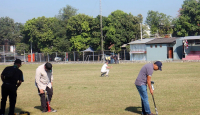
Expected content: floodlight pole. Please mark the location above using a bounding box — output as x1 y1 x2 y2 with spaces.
140 23 142 40
100 0 104 63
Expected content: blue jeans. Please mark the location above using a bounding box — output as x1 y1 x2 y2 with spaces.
136 85 151 114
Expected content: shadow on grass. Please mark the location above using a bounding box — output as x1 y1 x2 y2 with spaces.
3 107 30 114
125 106 142 114
34 105 42 111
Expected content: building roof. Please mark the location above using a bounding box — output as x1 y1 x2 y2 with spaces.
121 44 127 47
128 38 155 44
146 37 179 44
179 36 200 40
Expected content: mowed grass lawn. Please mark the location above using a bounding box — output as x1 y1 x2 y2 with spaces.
0 62 200 115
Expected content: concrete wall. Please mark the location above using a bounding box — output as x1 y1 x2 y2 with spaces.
146 38 183 61
173 38 183 60
130 53 147 61
146 44 169 61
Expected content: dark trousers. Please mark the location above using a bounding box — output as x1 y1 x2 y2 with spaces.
0 83 17 115
38 87 53 110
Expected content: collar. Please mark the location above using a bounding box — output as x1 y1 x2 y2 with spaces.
13 65 18 68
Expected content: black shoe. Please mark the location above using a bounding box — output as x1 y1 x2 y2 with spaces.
101 72 106 77
51 108 57 112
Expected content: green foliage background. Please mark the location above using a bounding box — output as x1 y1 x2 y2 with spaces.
1 0 200 53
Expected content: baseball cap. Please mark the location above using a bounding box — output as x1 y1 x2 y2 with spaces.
154 61 162 71
45 62 52 71
14 59 22 65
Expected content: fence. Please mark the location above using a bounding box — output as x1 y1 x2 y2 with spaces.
0 45 130 63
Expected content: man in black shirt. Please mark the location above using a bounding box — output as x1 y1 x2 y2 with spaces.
0 59 24 115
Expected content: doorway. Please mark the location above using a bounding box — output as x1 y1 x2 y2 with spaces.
167 47 173 59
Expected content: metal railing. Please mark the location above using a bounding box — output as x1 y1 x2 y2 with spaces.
0 45 130 63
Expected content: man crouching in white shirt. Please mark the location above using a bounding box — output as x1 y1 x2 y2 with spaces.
101 61 112 77
35 62 57 113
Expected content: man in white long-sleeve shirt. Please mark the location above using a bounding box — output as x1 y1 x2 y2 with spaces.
35 62 57 113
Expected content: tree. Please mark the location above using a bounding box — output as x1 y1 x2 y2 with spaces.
66 14 94 51
53 5 78 52
14 22 24 44
90 15 110 51
0 17 23 45
142 24 150 38
15 43 29 54
51 19 71 52
145 10 173 36
55 5 78 22
146 11 160 35
23 16 58 53
104 10 141 51
173 0 200 36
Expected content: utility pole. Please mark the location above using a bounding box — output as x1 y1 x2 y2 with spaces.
100 0 104 62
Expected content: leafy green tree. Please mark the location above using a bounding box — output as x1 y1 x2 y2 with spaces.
51 19 70 52
66 14 93 51
158 13 173 36
105 10 141 51
146 10 173 36
142 24 150 38
54 5 78 52
23 16 58 53
90 15 109 51
0 17 23 45
173 0 200 36
14 22 24 44
137 14 143 24
56 5 78 22
146 11 160 35
16 43 29 54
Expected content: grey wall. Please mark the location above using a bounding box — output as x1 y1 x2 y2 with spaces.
146 44 169 61
173 38 183 60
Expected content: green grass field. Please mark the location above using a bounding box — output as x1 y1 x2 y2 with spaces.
0 62 200 115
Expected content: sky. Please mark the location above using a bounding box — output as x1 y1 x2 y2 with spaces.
0 0 185 24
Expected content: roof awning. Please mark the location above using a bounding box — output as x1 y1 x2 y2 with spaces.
180 36 200 40
82 47 94 52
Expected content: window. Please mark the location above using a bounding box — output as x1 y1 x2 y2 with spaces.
150 45 153 48
160 45 162 47
188 39 200 45
155 45 157 48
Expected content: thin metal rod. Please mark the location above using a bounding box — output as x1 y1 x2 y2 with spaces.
152 94 158 115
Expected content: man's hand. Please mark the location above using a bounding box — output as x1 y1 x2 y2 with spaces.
40 89 44 94
147 75 153 95
16 81 22 88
